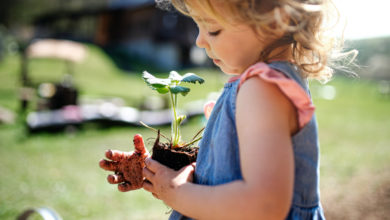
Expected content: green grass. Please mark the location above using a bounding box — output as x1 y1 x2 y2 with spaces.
1 45 389 219
313 78 390 181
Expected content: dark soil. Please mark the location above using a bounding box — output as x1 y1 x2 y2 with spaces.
151 131 198 171
119 152 145 189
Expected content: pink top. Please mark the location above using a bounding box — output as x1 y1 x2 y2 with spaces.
230 62 315 129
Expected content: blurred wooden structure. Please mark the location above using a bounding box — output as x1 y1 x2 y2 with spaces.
20 39 85 113
32 0 201 71
26 39 86 63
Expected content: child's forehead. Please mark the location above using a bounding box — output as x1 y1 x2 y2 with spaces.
188 7 218 24
186 1 239 27
192 15 218 24
185 0 230 24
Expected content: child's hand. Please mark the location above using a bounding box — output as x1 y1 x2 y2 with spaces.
99 134 150 192
142 158 195 205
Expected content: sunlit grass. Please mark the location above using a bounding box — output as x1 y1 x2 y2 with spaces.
312 78 390 181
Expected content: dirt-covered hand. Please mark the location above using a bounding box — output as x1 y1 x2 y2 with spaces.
99 134 149 192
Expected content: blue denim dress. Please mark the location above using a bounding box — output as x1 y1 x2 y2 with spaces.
169 61 325 220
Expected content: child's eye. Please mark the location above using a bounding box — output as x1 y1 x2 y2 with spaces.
208 30 221 36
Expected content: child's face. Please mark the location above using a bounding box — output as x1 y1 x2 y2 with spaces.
189 5 268 74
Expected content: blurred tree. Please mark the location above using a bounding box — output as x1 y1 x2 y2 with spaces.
0 0 56 27
0 0 107 27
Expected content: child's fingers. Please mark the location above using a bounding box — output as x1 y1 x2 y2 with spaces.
144 158 163 173
142 180 154 193
105 149 128 161
181 164 195 173
107 174 124 184
179 164 196 182
152 193 160 200
142 167 155 183
118 182 139 192
99 159 119 171
133 134 147 155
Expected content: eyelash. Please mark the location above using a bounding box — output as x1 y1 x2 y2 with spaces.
208 30 221 36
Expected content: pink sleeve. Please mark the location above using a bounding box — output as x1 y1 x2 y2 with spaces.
238 62 315 129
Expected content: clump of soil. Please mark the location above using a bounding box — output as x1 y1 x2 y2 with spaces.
118 151 146 189
151 131 198 171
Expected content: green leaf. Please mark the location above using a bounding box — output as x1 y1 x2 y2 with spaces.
169 71 182 82
156 87 170 94
142 71 155 82
169 85 190 96
182 73 205 84
148 78 171 88
142 71 170 89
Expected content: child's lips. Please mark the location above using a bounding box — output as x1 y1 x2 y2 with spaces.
213 59 221 65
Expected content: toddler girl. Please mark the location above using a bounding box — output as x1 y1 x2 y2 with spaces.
101 0 354 219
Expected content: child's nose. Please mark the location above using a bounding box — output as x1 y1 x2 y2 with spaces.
196 31 208 49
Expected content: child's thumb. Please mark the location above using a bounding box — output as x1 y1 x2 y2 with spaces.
133 134 148 155
179 163 196 176
191 162 196 169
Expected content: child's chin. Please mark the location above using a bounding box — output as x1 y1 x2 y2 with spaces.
214 63 241 75
220 67 240 75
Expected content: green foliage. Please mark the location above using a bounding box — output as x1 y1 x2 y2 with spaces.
143 70 204 96
142 70 205 147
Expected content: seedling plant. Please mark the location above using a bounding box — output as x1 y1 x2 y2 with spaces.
142 70 205 149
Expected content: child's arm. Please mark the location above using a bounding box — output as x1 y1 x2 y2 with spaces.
143 76 297 219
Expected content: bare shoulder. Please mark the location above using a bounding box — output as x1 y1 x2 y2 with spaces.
236 76 298 135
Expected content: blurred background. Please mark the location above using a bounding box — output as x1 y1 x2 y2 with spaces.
0 0 389 219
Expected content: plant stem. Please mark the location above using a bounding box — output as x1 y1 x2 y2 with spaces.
181 136 202 148
191 127 205 142
139 121 170 142
175 93 180 145
170 91 178 147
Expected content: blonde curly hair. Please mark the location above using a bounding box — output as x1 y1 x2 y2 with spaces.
161 0 356 81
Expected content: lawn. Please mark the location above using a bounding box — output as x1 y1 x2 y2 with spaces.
0 45 389 219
